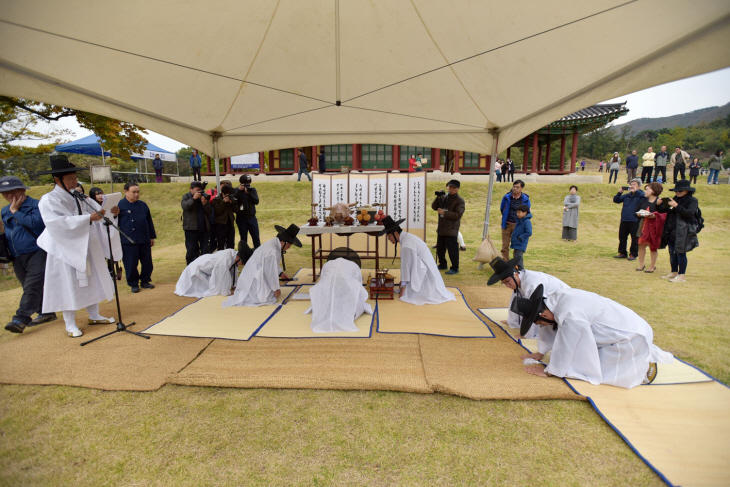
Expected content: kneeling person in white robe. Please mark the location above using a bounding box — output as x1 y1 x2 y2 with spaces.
304 258 373 332
514 285 673 389
221 224 300 307
379 215 455 305
175 249 238 298
487 256 569 343
36 156 116 338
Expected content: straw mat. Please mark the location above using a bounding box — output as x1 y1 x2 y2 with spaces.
170 319 432 393
290 267 401 285
0 284 210 391
142 287 294 340
377 287 494 338
255 286 375 338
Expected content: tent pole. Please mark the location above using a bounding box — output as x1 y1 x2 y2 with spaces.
144 158 148 183
213 133 221 193
478 130 499 270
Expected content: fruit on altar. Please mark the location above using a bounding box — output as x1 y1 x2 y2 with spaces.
308 217 319 226
377 209 384 216
363 214 371 222
357 214 364 221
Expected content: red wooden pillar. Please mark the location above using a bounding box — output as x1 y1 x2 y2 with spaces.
226 157 231 174
537 145 543 171
294 148 300 173
352 144 361 170
559 135 566 172
431 148 440 170
506 147 511 159
545 142 552 172
258 152 264 174
523 137 530 172
570 132 579 173
531 133 538 173
453 151 461 173
392 145 400 171
206 155 212 173
486 155 492 172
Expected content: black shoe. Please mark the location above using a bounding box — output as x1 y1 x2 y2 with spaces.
459 246 466 251
131 285 141 293
437 265 448 270
4 320 25 333
627 255 637 261
140 283 155 289
28 312 58 327
613 254 627 259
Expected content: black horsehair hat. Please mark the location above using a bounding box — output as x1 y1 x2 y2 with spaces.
510 284 546 336
275 224 302 248
487 256 522 286
378 215 406 237
35 154 89 175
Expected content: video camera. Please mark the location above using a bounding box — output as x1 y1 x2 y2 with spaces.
434 190 446 197
197 181 211 199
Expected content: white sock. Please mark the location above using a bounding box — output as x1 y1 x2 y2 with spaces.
63 310 80 332
86 303 107 321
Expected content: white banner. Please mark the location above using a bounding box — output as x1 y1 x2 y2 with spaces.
312 175 330 220
368 176 386 207
230 152 260 169
349 174 368 207
132 150 176 162
408 173 426 231
387 174 408 223
331 174 348 204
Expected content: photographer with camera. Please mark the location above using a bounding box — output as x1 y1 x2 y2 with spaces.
233 174 261 249
431 180 465 275
181 181 212 265
212 180 236 250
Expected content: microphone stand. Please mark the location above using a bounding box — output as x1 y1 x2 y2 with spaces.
73 193 150 346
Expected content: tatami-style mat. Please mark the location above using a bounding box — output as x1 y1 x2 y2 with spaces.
142 287 294 341
377 287 494 338
289 267 401 286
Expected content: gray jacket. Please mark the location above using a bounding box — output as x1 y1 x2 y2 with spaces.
181 192 212 231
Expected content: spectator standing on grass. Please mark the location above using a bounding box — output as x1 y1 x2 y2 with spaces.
636 182 666 274
562 185 580 242
657 180 699 283
625 149 639 182
580 159 586 171
654 146 669 185
190 149 202 182
688 157 701 184
1 177 57 333
608 152 620 184
671 146 690 183
506 158 515 182
495 159 502 182
212 180 236 251
233 174 261 249
117 182 156 293
613 178 644 261
318 148 326 173
297 148 312 182
510 204 532 271
181 181 212 265
707 149 723 185
152 154 164 183
500 180 530 260
598 161 604 173
641 147 655 183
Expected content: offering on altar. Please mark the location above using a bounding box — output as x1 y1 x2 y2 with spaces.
373 203 386 225
324 201 357 223
308 203 319 226
324 215 335 226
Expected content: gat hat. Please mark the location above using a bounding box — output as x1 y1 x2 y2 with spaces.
275 224 302 248
35 154 88 175
0 176 31 192
446 179 461 188
378 215 406 236
237 241 254 266
668 179 696 193
510 284 546 336
487 256 522 286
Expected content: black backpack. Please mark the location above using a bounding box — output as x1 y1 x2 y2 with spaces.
692 206 704 234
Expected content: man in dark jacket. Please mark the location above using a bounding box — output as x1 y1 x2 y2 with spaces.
625 150 639 183
431 180 465 274
1 176 57 332
212 180 236 250
117 182 157 293
297 148 312 181
233 174 261 249
152 154 164 183
612 178 644 260
499 180 531 260
190 149 202 182
181 181 212 265
318 148 326 173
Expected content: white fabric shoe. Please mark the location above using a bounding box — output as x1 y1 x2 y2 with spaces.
88 316 115 325
669 274 686 283
65 325 83 338
661 273 677 280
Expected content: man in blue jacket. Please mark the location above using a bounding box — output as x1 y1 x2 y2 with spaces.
625 150 639 183
612 178 644 260
1 177 57 332
500 180 530 260
117 182 157 293
190 149 202 182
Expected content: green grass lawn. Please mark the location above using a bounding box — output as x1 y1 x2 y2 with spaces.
1 172 728 486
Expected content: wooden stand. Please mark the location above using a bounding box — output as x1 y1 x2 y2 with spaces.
369 277 395 300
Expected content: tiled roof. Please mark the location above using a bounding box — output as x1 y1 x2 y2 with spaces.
554 102 628 122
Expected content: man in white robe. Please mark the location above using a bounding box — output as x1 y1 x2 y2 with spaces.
515 285 673 389
379 215 455 305
304 258 373 333
36 156 116 337
221 224 300 307
487 256 569 344
175 249 238 298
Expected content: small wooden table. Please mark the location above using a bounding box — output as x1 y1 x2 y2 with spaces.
369 277 395 300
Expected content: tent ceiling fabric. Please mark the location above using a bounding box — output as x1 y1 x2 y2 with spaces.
0 0 729 157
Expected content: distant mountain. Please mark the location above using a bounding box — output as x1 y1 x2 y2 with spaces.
613 102 730 133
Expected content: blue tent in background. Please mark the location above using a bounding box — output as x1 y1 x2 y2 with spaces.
55 134 176 161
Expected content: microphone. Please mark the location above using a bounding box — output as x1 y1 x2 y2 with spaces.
71 189 88 199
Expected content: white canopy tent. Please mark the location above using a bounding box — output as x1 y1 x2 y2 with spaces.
1 0 729 236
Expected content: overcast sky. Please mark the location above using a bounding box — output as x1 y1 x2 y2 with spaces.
13 67 730 154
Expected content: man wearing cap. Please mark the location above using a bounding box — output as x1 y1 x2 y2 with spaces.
181 181 213 265
486 257 569 343
222 224 300 307
431 179 465 275
1 177 57 333
380 215 455 305
35 155 117 338
499 180 530 261
513 285 673 389
613 178 644 260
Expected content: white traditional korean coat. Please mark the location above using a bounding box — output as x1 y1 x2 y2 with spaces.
175 249 238 298
221 237 282 307
542 288 673 389
37 185 115 312
506 269 570 342
399 231 455 305
304 258 373 333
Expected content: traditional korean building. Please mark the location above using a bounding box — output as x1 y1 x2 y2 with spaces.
203 102 628 176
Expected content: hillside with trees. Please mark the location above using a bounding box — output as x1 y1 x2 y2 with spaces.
613 102 730 134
